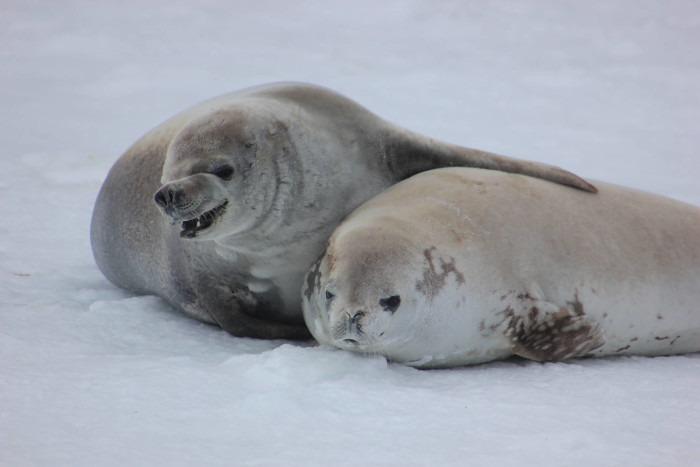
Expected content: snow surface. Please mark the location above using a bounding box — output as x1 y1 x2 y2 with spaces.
2 1 700 465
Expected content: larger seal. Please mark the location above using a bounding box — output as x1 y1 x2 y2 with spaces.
91 82 595 339
302 167 700 367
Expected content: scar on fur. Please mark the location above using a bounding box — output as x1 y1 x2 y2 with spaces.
415 247 465 299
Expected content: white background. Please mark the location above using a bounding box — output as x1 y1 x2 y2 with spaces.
2 1 699 465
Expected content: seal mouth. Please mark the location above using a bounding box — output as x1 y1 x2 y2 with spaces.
337 337 373 352
180 201 228 238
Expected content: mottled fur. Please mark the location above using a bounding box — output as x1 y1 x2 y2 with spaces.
303 168 700 368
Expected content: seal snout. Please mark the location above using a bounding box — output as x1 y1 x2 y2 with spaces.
349 310 365 323
154 185 188 216
153 187 171 209
153 183 228 239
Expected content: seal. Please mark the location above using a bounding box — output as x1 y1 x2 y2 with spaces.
302 167 700 367
91 82 595 339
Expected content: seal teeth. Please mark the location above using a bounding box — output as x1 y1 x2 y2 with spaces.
180 218 199 238
179 201 228 238
199 212 213 229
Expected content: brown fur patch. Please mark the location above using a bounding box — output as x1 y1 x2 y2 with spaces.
509 307 604 361
489 293 605 361
415 247 465 299
303 252 325 301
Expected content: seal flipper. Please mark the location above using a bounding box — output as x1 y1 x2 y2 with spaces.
384 127 598 193
504 296 605 361
196 283 311 340
208 306 311 340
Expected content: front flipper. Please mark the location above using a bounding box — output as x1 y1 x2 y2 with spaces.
503 294 605 361
199 283 311 340
209 306 311 340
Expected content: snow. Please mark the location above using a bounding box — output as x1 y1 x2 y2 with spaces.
2 0 700 465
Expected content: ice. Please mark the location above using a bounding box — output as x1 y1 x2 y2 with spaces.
2 1 699 465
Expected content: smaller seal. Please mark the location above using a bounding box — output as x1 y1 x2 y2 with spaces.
302 167 700 368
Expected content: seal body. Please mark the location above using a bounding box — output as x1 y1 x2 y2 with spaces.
91 82 594 339
302 167 700 367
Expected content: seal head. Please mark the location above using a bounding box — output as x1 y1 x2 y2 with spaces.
154 107 286 241
304 222 430 360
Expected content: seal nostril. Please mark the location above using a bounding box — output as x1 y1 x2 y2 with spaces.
350 311 365 323
343 338 359 345
154 190 167 207
168 189 176 204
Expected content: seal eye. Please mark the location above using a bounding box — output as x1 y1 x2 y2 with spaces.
379 295 401 313
211 165 234 180
325 291 335 301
